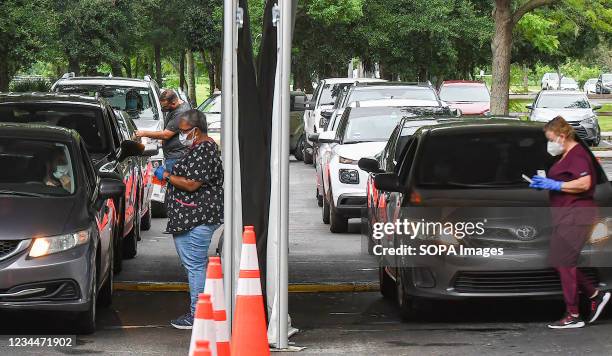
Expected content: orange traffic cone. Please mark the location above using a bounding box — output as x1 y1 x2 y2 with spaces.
231 226 270 356
193 340 212 356
189 294 217 356
204 258 230 356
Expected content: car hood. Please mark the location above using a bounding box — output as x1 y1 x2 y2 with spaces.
446 102 489 115
334 142 387 161
204 112 221 124
0 196 76 240
530 108 594 122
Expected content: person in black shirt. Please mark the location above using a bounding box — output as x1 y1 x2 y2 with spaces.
135 89 190 172
153 109 223 329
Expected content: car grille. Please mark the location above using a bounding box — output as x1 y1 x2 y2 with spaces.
569 122 588 139
453 268 598 294
0 240 20 260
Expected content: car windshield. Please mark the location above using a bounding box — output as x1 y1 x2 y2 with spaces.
350 87 437 103
319 83 350 106
546 73 559 80
56 84 159 120
0 104 108 154
198 94 221 113
439 85 490 102
561 78 576 84
536 94 590 109
603 74 612 81
586 79 597 84
343 111 403 143
0 139 75 196
417 130 554 188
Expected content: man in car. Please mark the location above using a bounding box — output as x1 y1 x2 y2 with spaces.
135 90 190 172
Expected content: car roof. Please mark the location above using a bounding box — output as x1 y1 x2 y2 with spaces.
321 77 385 85
55 77 150 88
538 90 584 95
0 122 79 142
0 92 103 107
441 80 486 86
421 118 542 134
352 99 440 107
353 82 431 88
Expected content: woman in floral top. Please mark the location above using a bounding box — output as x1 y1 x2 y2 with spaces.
153 109 223 329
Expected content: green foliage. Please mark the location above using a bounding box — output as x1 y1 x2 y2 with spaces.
307 0 364 24
9 78 52 93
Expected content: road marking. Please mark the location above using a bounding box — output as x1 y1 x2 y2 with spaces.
113 281 379 293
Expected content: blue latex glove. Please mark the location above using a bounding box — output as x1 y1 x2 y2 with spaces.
154 166 165 181
529 175 562 191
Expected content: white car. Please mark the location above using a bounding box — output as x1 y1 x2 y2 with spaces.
559 77 579 90
584 78 598 94
541 73 560 90
315 106 408 233
51 73 168 217
197 92 222 145
303 78 385 164
528 90 602 146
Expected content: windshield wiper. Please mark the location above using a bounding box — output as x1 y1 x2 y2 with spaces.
343 140 372 144
0 190 46 197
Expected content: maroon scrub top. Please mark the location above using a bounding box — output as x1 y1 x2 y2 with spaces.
547 143 598 267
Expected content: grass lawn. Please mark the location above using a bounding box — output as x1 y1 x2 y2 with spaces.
195 82 211 106
599 116 612 132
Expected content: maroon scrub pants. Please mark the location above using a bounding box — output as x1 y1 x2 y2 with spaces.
557 267 597 315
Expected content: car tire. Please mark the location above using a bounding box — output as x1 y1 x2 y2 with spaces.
396 267 417 320
294 134 305 161
141 199 152 231
98 245 113 307
322 195 330 224
123 205 139 259
592 130 601 147
152 200 167 218
303 148 313 165
379 265 396 300
329 193 348 233
75 264 97 334
317 191 323 207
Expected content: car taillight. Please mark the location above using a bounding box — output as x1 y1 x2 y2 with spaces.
410 191 422 205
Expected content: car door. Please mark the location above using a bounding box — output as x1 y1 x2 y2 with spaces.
81 140 113 277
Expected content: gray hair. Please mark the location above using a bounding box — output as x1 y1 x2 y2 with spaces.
180 109 207 133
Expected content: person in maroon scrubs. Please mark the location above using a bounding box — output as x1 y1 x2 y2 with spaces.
529 116 610 329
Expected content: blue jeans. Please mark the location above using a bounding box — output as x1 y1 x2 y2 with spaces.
164 158 178 173
173 224 220 315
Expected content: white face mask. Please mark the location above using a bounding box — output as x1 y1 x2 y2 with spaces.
547 138 564 156
179 128 196 147
53 165 70 179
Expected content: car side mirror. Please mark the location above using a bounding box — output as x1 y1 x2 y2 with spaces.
143 144 159 157
452 108 462 117
592 103 602 110
94 178 125 210
98 162 122 180
291 95 307 112
117 140 145 162
526 104 533 110
358 157 383 173
374 173 401 192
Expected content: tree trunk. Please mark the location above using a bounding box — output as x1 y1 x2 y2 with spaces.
490 0 513 116
201 50 215 95
0 59 9 92
110 62 123 77
179 50 187 92
556 66 562 90
522 64 529 92
213 49 222 91
134 55 140 78
124 56 132 78
154 44 162 85
68 56 80 76
186 49 197 107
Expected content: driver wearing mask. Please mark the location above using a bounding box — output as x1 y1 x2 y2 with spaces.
125 89 143 113
44 148 72 192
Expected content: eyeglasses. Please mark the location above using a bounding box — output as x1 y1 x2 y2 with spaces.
179 127 196 135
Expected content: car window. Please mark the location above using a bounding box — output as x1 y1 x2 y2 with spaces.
397 138 418 180
602 74 612 81
415 131 554 188
439 85 490 102
115 111 133 141
536 94 590 109
318 83 347 106
0 104 109 154
349 87 437 103
80 140 96 191
342 112 402 143
105 107 123 148
0 139 76 196
198 95 221 113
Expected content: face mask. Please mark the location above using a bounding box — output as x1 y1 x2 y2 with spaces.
126 98 138 110
179 128 196 146
53 165 69 179
547 138 564 156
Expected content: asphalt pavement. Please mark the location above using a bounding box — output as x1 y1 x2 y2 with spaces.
2 159 612 355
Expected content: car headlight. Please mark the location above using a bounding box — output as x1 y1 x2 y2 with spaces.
483 110 491 116
29 229 90 258
339 156 358 165
339 169 359 184
581 116 597 126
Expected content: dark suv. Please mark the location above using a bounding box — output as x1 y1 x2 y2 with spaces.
0 93 157 272
371 119 612 319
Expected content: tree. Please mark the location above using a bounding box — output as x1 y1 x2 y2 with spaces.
0 0 55 91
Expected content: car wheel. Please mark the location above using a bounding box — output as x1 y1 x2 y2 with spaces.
141 199 152 231
396 268 417 320
98 245 113 307
75 264 97 334
303 148 313 165
123 204 139 259
322 195 330 224
379 264 396 300
329 193 348 233
294 134 305 161
152 200 167 218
